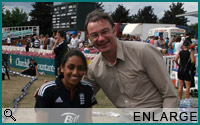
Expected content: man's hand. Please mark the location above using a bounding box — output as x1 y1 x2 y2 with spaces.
33 88 39 99
33 80 48 99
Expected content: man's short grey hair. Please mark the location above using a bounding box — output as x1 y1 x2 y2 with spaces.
85 11 115 33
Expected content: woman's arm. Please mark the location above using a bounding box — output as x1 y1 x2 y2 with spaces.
174 52 180 65
190 50 196 64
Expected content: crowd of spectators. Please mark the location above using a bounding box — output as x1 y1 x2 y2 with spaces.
118 32 198 56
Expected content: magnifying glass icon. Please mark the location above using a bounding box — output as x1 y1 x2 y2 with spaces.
4 109 16 121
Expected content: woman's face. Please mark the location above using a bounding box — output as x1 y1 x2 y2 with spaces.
61 56 85 88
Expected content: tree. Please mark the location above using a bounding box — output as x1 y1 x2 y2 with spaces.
2 7 28 27
188 23 198 37
29 2 53 35
111 4 131 23
95 2 104 12
159 2 188 26
130 6 158 23
11 7 28 26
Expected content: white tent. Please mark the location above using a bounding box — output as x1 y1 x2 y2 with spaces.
122 23 142 35
176 11 198 17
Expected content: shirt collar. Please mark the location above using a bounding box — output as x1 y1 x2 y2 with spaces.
116 40 125 61
100 39 125 66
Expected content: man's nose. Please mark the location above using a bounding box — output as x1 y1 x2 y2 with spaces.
97 34 105 41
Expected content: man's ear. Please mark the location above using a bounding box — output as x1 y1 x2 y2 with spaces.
113 27 117 36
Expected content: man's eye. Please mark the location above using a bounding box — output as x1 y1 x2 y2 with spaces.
68 65 75 70
90 34 98 38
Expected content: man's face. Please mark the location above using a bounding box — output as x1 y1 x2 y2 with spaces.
56 32 61 41
87 19 116 53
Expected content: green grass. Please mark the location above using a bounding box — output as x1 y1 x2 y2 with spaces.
2 67 115 108
3 68 196 108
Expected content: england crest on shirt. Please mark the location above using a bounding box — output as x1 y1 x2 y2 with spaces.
79 93 85 105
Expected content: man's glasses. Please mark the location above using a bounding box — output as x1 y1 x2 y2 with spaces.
89 28 111 40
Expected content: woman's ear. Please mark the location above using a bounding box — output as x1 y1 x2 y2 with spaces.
60 65 64 73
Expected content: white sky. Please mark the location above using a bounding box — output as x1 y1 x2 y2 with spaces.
3 2 198 25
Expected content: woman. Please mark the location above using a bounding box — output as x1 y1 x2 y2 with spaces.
21 58 38 78
35 50 97 123
175 40 195 100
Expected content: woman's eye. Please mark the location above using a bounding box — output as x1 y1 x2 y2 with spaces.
68 64 75 70
78 66 84 71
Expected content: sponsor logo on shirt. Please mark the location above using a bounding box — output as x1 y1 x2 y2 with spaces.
55 97 63 103
61 113 79 123
79 93 85 105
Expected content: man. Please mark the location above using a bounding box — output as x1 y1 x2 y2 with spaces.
2 58 10 80
52 30 68 77
34 35 40 48
83 11 178 108
7 35 11 46
69 34 79 49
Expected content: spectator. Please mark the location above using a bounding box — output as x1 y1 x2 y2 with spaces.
39 34 45 49
69 34 79 49
2 58 10 80
175 40 196 100
184 32 192 43
31 35 35 47
26 36 32 52
149 36 154 44
173 36 182 55
7 35 11 46
43 34 49 50
66 31 71 44
77 33 83 48
34 35 40 48
47 33 56 50
52 30 68 77
83 11 178 108
158 37 167 54
153 36 159 47
21 58 38 78
166 37 173 54
16 40 22 47
135 35 141 41
192 35 198 54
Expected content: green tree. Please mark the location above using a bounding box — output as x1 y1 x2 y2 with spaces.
159 2 188 26
11 7 28 26
188 23 198 37
29 2 53 35
111 4 131 23
130 6 158 23
2 7 28 27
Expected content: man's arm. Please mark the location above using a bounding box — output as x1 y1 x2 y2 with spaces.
141 44 178 108
52 39 59 54
35 65 39 78
83 63 100 95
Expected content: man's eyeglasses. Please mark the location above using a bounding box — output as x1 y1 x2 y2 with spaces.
89 28 111 40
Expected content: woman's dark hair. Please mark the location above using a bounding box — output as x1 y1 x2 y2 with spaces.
61 50 88 73
85 10 115 33
57 30 66 38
